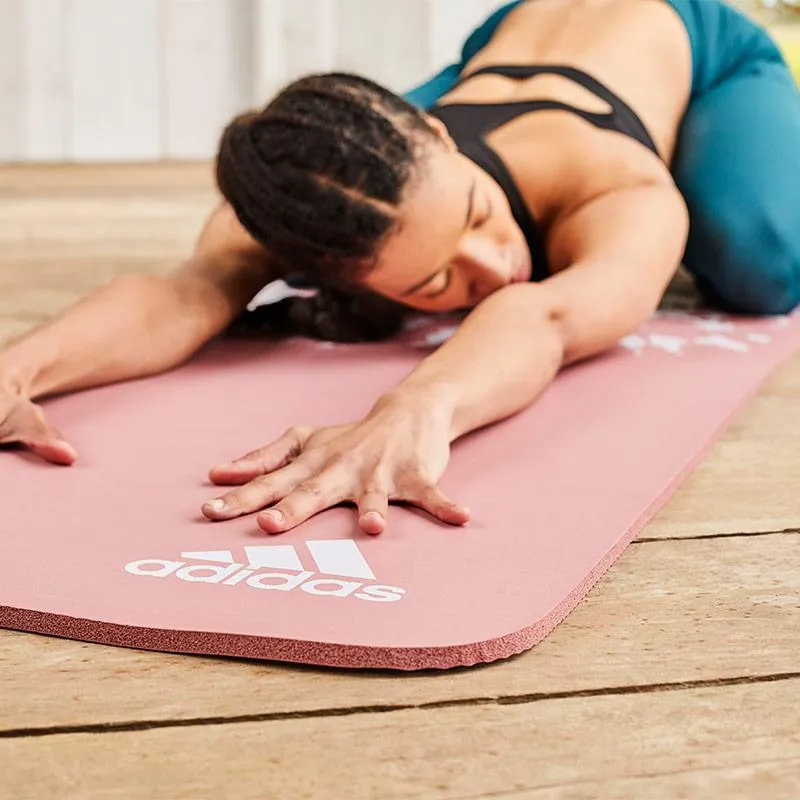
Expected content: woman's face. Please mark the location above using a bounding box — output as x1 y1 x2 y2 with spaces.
364 120 533 313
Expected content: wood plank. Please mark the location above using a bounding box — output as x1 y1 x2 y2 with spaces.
0 162 215 191
648 357 800 538
1 679 798 798
0 195 213 261
0 257 179 290
1 534 797 730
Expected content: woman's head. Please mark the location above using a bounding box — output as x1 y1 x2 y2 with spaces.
216 72 530 339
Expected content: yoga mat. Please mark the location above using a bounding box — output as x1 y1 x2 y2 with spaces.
1 309 798 670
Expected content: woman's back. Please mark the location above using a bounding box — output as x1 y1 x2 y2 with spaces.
442 0 693 161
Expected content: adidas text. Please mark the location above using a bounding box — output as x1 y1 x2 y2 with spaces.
124 540 406 603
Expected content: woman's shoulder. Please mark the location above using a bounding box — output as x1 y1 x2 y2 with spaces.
497 112 674 233
200 201 273 263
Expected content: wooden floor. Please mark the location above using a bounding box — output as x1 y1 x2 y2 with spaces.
1 164 799 799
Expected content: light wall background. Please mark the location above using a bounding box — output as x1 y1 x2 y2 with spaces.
0 0 502 162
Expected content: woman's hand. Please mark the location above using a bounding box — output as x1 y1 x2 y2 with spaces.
201 398 471 535
0 379 77 465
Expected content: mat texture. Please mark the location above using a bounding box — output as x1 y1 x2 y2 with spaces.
2 309 798 670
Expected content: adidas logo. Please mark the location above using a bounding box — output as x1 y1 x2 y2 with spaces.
124 539 406 603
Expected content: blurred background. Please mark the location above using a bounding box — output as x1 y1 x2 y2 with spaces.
0 0 504 162
1 0 798 164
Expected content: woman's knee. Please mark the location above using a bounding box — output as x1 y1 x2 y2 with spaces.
686 212 800 315
736 248 800 315
672 51 800 316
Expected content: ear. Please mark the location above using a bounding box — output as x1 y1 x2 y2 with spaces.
424 113 458 153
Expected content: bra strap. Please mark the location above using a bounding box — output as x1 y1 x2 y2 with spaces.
457 64 659 155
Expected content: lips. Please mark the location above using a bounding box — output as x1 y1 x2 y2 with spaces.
511 248 532 284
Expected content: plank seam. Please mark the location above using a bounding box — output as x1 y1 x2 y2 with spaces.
635 528 800 543
2 671 798 740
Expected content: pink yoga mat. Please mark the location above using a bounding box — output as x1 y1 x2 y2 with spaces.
1 309 798 670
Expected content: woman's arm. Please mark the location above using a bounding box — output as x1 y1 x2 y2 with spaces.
0 202 279 401
386 183 689 440
197 184 689 535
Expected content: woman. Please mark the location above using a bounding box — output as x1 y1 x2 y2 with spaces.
1 0 798 535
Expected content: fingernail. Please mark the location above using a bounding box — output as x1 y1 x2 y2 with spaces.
205 499 226 513
262 509 283 522
216 462 235 469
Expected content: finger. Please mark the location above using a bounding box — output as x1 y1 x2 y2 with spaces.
202 460 311 521
208 427 310 485
258 477 349 535
410 485 471 527
9 405 78 466
357 490 389 536
24 437 78 466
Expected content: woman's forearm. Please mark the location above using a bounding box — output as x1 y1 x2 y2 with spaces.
1 200 280 402
386 283 567 441
0 272 222 401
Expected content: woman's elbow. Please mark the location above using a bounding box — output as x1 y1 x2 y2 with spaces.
555 296 659 365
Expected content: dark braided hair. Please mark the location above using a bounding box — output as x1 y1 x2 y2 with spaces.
216 72 441 343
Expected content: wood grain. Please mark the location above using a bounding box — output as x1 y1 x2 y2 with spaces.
2 679 798 799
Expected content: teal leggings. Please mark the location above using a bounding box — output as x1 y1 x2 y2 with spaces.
404 0 800 315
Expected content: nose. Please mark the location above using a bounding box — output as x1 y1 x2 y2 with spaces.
455 233 509 296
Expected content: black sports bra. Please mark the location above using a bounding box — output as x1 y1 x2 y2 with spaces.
428 65 661 281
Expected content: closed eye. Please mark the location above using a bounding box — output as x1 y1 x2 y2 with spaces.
418 197 491 300
474 197 493 229
423 269 452 298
